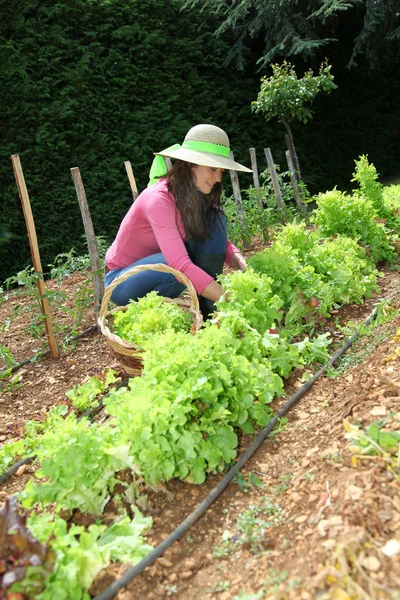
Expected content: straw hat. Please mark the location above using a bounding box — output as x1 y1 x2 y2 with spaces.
156 124 252 173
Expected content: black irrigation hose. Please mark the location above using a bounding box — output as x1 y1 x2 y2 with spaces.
0 324 98 379
0 376 130 485
93 305 380 600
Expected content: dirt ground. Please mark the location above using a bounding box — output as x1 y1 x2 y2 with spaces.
1 261 400 600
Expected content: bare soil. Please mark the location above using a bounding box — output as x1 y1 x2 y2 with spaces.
1 261 400 600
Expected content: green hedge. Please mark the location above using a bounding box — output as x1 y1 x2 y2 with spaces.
0 0 399 283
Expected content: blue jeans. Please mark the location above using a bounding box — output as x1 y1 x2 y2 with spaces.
105 214 227 306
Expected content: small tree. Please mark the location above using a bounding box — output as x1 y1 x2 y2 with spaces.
252 60 337 178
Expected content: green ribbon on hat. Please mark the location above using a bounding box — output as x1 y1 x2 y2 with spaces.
147 140 230 187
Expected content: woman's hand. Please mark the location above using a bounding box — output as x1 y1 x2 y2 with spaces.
231 252 247 272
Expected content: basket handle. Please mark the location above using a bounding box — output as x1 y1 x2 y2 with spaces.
98 262 203 331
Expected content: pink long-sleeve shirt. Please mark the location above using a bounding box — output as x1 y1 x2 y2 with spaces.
105 179 240 295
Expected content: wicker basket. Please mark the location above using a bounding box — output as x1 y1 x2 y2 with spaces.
98 263 203 376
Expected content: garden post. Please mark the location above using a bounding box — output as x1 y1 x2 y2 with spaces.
249 148 263 209
264 148 286 224
285 151 307 219
71 167 104 329
124 161 138 201
11 155 59 358
285 134 302 181
229 152 251 250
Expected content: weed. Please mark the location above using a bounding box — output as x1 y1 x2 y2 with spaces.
269 416 288 438
233 590 264 600
328 300 400 376
2 247 100 355
165 583 178 596
207 580 230 593
235 471 264 493
213 497 284 557
0 370 23 393
322 452 343 463
272 473 293 495
300 471 315 482
0 344 18 370
263 569 289 591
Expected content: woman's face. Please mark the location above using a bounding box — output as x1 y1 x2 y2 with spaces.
191 165 224 194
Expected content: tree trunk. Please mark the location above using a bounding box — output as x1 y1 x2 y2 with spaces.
283 120 302 181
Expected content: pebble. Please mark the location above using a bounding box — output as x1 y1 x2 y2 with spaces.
158 557 173 568
381 539 400 557
306 446 319 457
370 406 387 416
180 570 193 579
16 464 27 476
361 556 381 572
295 514 308 524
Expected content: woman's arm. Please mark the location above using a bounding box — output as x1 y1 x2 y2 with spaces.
201 279 224 302
230 252 247 271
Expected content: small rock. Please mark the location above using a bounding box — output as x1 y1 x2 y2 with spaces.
295 515 308 524
381 539 400 557
306 447 319 458
297 411 310 420
317 515 343 537
16 465 27 476
184 558 196 569
361 556 381 572
158 557 173 568
180 570 193 580
48 376 57 384
345 485 363 501
168 573 177 583
370 406 387 417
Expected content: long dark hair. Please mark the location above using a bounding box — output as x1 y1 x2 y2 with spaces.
166 160 223 242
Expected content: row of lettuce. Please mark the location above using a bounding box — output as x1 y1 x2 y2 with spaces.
1 157 400 599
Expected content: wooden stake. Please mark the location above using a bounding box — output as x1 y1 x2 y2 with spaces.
249 148 263 209
71 167 104 329
229 152 251 250
285 150 307 219
264 148 286 224
11 155 59 358
124 161 138 201
285 133 302 181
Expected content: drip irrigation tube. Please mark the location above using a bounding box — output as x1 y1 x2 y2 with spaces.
0 324 98 379
93 305 380 600
0 376 130 485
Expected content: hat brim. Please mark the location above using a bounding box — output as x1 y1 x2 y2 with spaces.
155 148 252 173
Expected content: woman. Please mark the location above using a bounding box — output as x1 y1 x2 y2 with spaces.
104 123 252 318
